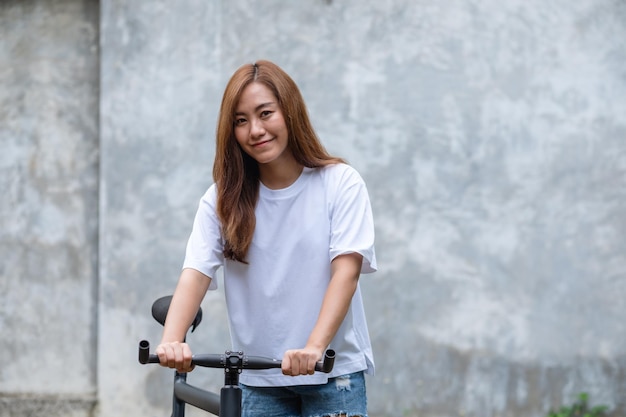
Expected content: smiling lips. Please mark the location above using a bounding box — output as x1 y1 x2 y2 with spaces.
252 138 274 147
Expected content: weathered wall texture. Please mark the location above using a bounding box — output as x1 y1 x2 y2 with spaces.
2 0 626 416
0 1 99 416
98 1 223 416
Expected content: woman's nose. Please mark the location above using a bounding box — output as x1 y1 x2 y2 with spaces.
250 119 265 138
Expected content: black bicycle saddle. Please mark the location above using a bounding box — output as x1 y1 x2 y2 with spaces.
151 295 203 333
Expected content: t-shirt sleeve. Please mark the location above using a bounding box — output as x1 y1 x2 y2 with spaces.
328 165 377 274
182 184 224 290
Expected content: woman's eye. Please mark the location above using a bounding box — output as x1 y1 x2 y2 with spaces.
260 110 272 118
234 118 246 126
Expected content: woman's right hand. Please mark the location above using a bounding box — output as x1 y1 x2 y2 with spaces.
155 341 194 373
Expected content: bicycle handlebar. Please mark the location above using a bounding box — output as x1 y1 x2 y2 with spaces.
138 340 336 373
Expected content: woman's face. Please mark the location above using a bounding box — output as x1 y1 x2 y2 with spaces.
233 82 292 167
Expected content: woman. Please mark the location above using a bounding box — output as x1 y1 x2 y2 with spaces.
156 60 377 417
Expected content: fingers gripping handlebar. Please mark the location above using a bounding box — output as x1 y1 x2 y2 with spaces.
138 340 336 373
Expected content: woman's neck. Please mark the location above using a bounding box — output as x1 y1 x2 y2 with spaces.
258 157 304 190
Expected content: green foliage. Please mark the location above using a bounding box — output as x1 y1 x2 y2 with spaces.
546 393 610 417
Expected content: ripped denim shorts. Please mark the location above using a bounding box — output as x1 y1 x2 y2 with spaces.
240 371 368 417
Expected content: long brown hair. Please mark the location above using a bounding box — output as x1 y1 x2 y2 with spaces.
213 60 345 263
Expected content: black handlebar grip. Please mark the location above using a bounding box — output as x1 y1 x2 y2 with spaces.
315 349 335 373
138 340 160 364
139 340 150 364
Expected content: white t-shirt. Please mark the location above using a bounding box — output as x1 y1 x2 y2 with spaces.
183 163 377 386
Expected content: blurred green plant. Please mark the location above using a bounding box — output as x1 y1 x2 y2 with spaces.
546 393 610 417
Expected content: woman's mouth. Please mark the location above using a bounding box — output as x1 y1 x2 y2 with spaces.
253 138 274 147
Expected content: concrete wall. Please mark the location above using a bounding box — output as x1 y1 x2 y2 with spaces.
2 0 625 416
0 1 99 416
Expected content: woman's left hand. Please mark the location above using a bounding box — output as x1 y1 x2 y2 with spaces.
281 346 324 376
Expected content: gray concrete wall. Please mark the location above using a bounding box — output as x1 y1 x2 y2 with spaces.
0 1 99 416
2 0 626 416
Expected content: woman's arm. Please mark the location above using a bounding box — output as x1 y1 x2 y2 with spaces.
282 252 362 376
155 268 212 373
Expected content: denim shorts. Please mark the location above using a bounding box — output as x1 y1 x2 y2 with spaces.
240 371 368 417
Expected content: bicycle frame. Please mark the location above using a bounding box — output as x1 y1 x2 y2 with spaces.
138 296 335 417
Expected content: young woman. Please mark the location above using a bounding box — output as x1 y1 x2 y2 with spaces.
156 60 377 417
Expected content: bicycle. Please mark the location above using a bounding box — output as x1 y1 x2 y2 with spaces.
138 295 336 417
